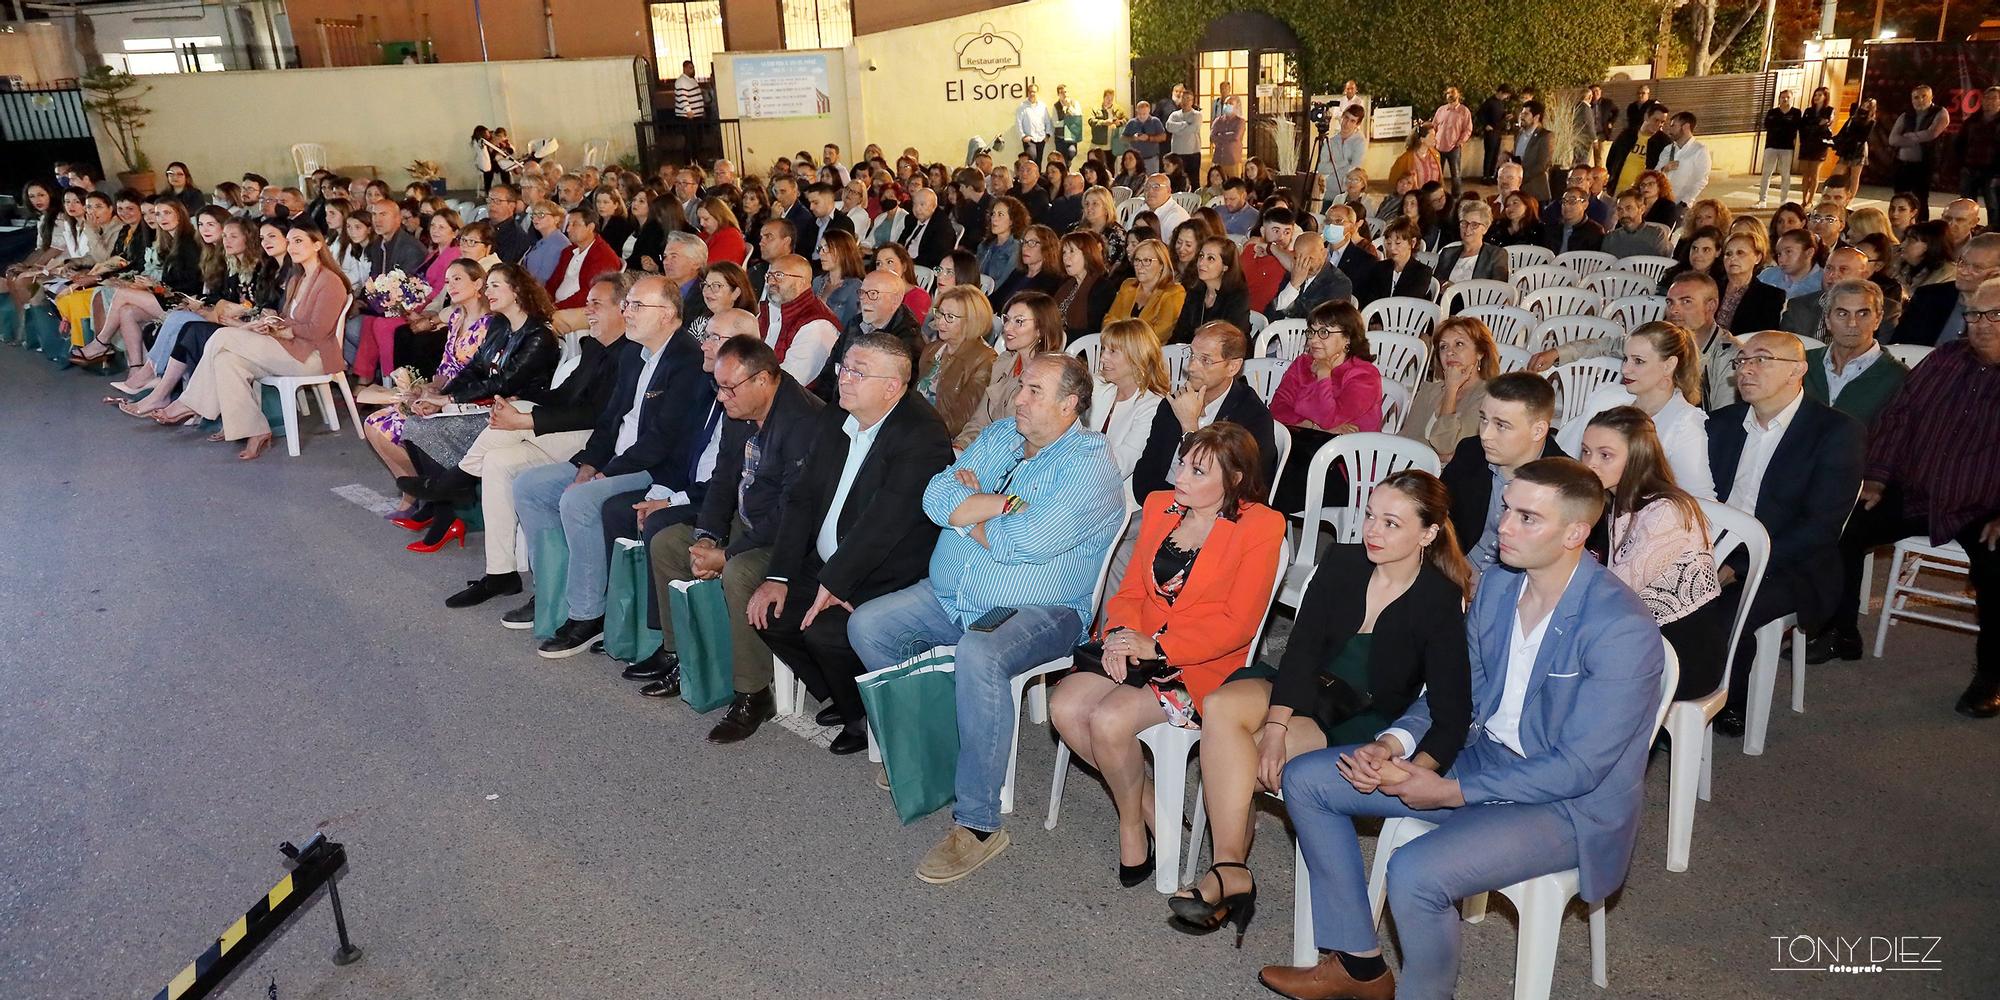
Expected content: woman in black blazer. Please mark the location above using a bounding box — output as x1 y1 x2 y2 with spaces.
1171 469 1474 935
1357 217 1435 306
1718 230 1786 333
1432 200 1511 286
1170 234 1252 343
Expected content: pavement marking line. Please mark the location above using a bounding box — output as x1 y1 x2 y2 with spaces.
332 483 401 515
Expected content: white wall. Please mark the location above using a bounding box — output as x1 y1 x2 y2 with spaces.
713 49 857 172
95 57 644 190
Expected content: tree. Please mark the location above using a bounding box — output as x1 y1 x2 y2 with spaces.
1690 0 1767 76
80 65 152 173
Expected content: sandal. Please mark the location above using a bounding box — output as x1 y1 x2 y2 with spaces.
149 410 201 427
1167 862 1258 947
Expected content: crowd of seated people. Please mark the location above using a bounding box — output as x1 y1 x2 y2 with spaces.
5 100 1996 996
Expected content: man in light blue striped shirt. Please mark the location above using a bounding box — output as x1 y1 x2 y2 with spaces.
850 353 1124 884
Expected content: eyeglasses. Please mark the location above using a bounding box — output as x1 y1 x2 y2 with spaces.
714 372 764 397
620 300 673 311
1806 214 1838 224
1188 352 1227 368
771 271 812 282
1729 355 1805 371
1965 308 2000 324
835 363 901 382
1306 325 1341 340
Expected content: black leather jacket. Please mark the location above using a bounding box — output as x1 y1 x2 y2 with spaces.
439 316 558 402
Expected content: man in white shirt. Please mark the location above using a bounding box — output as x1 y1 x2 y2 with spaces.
1263 458 1663 1000
1143 173 1189 239
1657 110 1711 206
1015 85 1052 166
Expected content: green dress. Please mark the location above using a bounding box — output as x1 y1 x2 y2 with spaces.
1318 635 1391 745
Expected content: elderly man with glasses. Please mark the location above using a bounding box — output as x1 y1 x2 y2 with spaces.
756 252 843 386
1897 232 2000 347
481 184 534 263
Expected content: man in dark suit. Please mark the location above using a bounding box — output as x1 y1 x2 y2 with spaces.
1442 371 1565 575
1475 83 1514 183
897 188 959 269
1131 321 1277 500
1891 233 1999 346
952 167 988 251
1047 172 1086 234
798 181 856 265
1509 100 1555 204
754 331 955 753
650 334 824 745
1706 331 1865 737
1322 204 1377 291
484 184 534 263
772 175 815 253
1276 231 1355 319
814 270 923 402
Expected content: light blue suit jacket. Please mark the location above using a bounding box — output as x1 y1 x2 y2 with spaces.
1391 556 1664 903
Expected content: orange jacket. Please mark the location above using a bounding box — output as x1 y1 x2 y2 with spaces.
1103 490 1287 710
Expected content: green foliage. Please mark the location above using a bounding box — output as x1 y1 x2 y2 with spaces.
79 65 152 172
1129 0 1654 108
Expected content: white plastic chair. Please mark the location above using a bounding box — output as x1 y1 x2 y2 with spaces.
1555 249 1617 277
1171 191 1202 213
1462 304 1537 350
290 143 328 191
1369 330 1430 396
582 138 612 168
1665 502 1768 872
1603 295 1667 332
1533 314 1624 353
1497 345 1532 373
914 264 937 293
1581 270 1658 301
1281 433 1440 606
1441 278 1516 316
1161 344 1192 388
1872 538 1976 658
1111 185 1133 204
1249 311 1269 337
1504 243 1555 272
999 505 1134 816
1884 343 1932 368
1354 639 1679 1000
1242 356 1285 403
1415 250 1440 271
1066 332 1101 371
1258 318 1309 362
1044 537 1289 893
1546 358 1624 429
1619 254 1678 284
979 274 995 296
1511 264 1580 295
1360 296 1439 339
1116 198 1146 230
1266 423 1293 506
1521 286 1601 320
259 299 362 457
1379 380 1412 434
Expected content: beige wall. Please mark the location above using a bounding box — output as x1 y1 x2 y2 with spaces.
96 58 644 192
285 0 649 67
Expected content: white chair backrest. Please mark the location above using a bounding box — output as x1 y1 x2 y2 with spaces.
1066 333 1101 372
1360 296 1439 338
1296 432 1442 542
979 273 995 295
1496 344 1532 373
1620 254 1679 284
1228 233 1250 247
914 264 937 293
582 138 612 168
1441 278 1516 315
1111 185 1133 204
1258 317 1309 361
1582 269 1658 301
1116 197 1146 229
1461 304 1537 350
1171 191 1202 213
1506 243 1555 272
1241 356 1286 403
1521 286 1601 319
1249 310 1269 336
1161 343 1193 388
1369 331 1430 394
1379 379 1412 434
1603 294 1667 332
1655 638 1682 735
1556 249 1617 277
1696 499 1771 698
1083 505 1138 631
1266 423 1293 506
291 142 327 177
1547 357 1624 427
1512 263 1581 295
1792 333 1826 354
1415 250 1440 271
1534 314 1624 351
1885 343 1933 368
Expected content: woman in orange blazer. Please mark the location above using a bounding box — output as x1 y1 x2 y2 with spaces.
1048 423 1285 888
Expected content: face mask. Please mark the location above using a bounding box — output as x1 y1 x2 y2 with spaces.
1322 223 1345 244
1221 104 1236 117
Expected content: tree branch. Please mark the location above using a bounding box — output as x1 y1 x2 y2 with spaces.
1714 2 1766 60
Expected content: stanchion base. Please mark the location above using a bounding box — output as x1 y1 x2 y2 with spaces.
332 945 364 966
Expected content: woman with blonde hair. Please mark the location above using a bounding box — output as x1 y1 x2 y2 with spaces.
1088 317 1170 481
915 283 997 439
1844 205 1892 246
1103 238 1185 344
1075 185 1128 268
1557 320 1714 498
1402 315 1499 455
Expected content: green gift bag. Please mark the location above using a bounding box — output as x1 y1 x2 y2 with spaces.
604 538 662 662
856 646 960 825
531 528 570 640
666 578 734 713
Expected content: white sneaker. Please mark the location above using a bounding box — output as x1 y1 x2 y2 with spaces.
1752 200 1770 209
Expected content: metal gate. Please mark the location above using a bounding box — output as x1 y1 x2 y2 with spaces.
0 82 97 195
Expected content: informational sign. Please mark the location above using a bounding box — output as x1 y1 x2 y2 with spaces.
733 54 833 121
1371 105 1414 140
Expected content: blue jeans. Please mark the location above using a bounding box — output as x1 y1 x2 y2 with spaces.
147 308 204 374
512 463 652 620
1284 739 1579 1000
848 580 1081 832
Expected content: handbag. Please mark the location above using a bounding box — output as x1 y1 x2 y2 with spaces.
665 577 734 713
1311 672 1375 732
603 538 662 663
856 646 960 825
1069 639 1175 687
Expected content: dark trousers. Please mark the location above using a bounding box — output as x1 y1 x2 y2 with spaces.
1961 166 2000 235
480 168 503 194
601 490 700 630
1480 128 1502 181
1440 148 1462 196
1837 488 2000 679
1022 139 1047 166
676 117 707 166
1055 138 1078 165
1176 152 1202 184
1893 160 1933 220
756 556 869 724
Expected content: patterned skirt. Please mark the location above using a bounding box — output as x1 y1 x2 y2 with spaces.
400 411 490 469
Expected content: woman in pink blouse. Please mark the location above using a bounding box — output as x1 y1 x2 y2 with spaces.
1268 299 1383 511
148 221 351 460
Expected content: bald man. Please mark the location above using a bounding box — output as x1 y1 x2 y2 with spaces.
897 187 957 268
814 269 920 402
756 252 842 386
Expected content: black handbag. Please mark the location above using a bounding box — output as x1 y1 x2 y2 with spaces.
1310 672 1375 731
1072 639 1175 688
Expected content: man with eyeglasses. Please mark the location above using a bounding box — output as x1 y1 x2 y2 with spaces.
1896 232 2000 347
756 252 842 388
814 269 921 403
1782 246 1869 343
1817 278 2000 717
648 334 823 743
1705 331 1864 738
509 276 716 659
520 202 570 286
482 184 533 263
1800 277 1908 426
1541 185 1606 256
546 205 620 310
1130 320 1277 500
1144 173 1190 241
1804 199 1846 251
754 332 955 754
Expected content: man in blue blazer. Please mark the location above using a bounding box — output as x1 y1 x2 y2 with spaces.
1261 459 1665 1000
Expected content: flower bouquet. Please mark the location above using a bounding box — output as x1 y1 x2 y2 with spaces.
363 269 432 316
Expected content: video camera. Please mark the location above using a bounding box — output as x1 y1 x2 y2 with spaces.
1308 100 1336 131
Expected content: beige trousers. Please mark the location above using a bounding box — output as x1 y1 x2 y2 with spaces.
177 327 321 441
463 425 591 574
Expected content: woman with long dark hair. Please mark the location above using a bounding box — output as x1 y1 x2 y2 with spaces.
74 197 203 374
1170 235 1250 343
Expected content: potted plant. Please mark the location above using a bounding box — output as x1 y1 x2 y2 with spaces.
407 159 447 197
80 66 155 194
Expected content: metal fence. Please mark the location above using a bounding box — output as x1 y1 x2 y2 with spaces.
0 82 91 142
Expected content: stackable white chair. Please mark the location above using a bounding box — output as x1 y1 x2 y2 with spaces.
1582 269 1658 301
1258 318 1309 362
1547 358 1624 428
1111 185 1133 204
1506 243 1555 272
1280 433 1440 607
1065 332 1101 371
1603 295 1667 332
1884 343 1933 368
1116 198 1146 229
1533 314 1624 353
1379 380 1412 435
1242 357 1286 403
1161 344 1192 387
1266 424 1293 506
290 142 328 191
1619 254 1678 284
258 299 362 457
1521 286 1602 320
1666 502 1769 873
914 265 937 292
1497 345 1533 373
1360 296 1439 338
582 138 612 167
1873 538 1977 658
1369 331 1430 396
1249 311 1270 337
1461 304 1538 350
1556 249 1617 277
1441 278 1516 316
1172 191 1203 213
1739 485 1869 755
1512 264 1580 295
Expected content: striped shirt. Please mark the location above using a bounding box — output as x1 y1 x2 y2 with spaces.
673 74 705 120
1865 340 2000 541
922 418 1125 639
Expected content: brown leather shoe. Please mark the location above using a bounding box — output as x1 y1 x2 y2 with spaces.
1257 954 1396 1000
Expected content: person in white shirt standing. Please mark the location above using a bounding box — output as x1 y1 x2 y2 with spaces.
672 60 707 167
1657 110 1711 208
1016 85 1053 166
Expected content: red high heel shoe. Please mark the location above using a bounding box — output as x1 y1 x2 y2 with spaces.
389 514 433 532
406 519 466 553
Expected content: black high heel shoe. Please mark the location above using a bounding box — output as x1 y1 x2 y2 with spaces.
1168 862 1257 947
1118 832 1155 888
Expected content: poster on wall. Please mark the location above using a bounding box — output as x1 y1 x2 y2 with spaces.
733 54 833 120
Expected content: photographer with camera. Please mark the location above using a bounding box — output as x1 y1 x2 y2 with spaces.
1316 104 1368 212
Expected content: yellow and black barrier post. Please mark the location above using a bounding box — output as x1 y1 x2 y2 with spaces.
151 832 362 1000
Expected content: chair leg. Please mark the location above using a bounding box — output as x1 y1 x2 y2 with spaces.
1461 890 1488 923
1000 694 1023 816
864 719 881 764
1789 622 1807 714
1366 821 1396 929
1026 677 1049 724
1588 899 1608 987
334 377 365 439
1506 880 1565 1000
772 657 797 716
1872 545 1907 659
1043 741 1071 831
275 384 304 458
1664 706 1701 873
1183 781 1207 887
1697 723 1714 802
1292 838 1317 966
1743 620 1782 756
1860 550 1875 613
313 383 340 432
1148 738 1187 894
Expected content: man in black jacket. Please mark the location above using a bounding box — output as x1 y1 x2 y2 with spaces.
1705 331 1864 738
1131 321 1277 501
1475 84 1514 183
897 188 959 269
511 276 714 658
798 181 855 265
1322 204 1377 291
650 335 824 744
753 332 955 753
484 184 534 264
1441 372 1564 573
1892 233 1999 346
813 270 923 401
1541 185 1607 256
